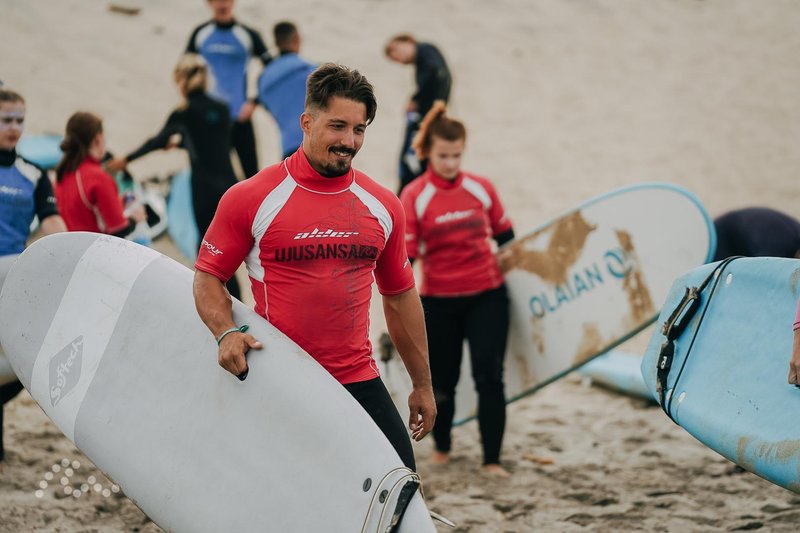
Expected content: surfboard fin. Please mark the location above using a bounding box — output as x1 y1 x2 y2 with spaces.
430 510 456 528
387 479 419 532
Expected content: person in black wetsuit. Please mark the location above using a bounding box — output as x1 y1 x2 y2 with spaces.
385 34 452 194
109 55 241 299
713 207 800 261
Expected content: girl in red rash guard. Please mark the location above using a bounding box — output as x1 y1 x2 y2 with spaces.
400 101 515 477
54 112 145 237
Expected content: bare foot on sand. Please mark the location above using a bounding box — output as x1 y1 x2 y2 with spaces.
431 450 450 465
481 463 511 478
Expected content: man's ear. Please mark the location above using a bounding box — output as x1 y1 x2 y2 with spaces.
300 111 313 134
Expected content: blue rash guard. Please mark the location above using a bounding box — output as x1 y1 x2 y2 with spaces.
257 53 317 157
186 19 271 120
0 149 59 256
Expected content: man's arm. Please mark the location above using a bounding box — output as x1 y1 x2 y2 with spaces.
382 287 436 441
194 270 261 378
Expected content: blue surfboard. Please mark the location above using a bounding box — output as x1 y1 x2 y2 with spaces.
17 134 63 170
578 350 652 400
642 257 800 492
166 169 198 261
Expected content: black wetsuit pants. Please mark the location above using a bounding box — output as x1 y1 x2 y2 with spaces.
0 380 23 462
231 120 259 179
397 119 427 195
344 377 416 471
192 181 241 300
422 285 509 465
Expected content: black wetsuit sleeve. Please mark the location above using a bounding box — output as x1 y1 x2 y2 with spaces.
412 45 452 113
186 24 202 53
249 27 272 65
126 111 183 163
494 229 515 247
111 219 137 239
33 171 59 221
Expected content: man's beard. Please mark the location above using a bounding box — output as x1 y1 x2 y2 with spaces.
318 160 351 177
317 146 356 178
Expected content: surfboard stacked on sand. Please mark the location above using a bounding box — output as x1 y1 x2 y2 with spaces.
381 183 715 425
0 233 436 532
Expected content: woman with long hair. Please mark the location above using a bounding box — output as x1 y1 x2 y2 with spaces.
54 112 145 236
109 54 241 299
400 101 515 477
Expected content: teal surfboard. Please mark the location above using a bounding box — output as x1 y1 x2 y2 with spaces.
642 257 800 492
166 169 198 261
17 134 63 170
578 350 652 400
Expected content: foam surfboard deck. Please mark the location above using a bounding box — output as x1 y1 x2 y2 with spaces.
0 255 18 387
577 350 652 400
381 183 714 425
166 169 199 261
642 257 800 493
0 233 435 532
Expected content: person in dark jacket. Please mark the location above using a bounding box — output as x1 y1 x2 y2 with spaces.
385 34 452 193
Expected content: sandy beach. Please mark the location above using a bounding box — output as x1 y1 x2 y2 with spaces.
2 0 800 531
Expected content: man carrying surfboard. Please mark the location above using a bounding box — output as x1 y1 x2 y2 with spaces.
193 63 436 470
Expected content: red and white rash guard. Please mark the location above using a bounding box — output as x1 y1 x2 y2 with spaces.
195 149 415 384
400 168 512 297
55 157 129 234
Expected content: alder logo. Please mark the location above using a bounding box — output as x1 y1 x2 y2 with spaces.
201 240 224 256
49 336 84 407
435 210 475 224
293 228 359 240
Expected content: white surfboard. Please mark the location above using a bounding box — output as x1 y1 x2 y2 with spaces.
0 255 19 387
381 183 714 425
0 233 435 533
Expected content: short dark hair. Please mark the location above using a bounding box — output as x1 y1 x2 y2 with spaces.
305 63 377 124
384 33 416 57
273 21 298 51
0 88 24 105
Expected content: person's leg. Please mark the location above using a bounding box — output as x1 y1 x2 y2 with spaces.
344 378 416 471
192 186 241 300
465 286 510 467
422 295 466 458
397 119 423 194
231 120 259 179
0 380 24 462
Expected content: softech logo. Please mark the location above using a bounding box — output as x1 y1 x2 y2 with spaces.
49 336 84 406
293 228 359 240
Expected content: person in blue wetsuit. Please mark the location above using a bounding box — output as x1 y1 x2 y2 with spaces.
186 0 271 178
385 34 452 194
0 87 66 467
257 21 317 159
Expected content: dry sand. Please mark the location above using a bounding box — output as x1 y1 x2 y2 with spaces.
3 0 800 531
